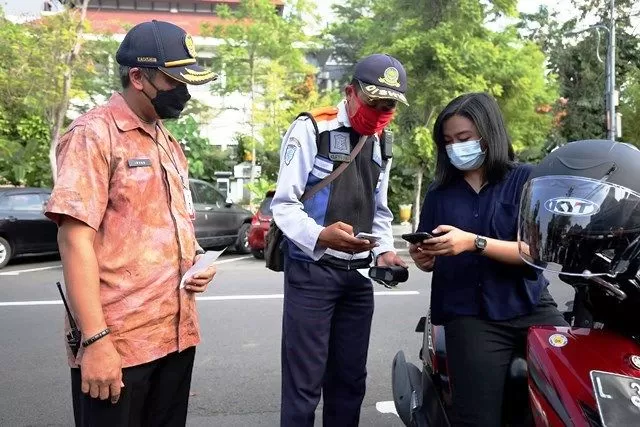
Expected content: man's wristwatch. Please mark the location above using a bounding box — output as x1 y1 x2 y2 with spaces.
474 235 487 253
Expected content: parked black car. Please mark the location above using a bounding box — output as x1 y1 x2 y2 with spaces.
0 181 252 269
0 187 57 268
189 178 253 254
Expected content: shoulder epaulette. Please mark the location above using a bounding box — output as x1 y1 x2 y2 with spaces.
308 106 339 123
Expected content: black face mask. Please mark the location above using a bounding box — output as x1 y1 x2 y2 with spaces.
143 77 191 119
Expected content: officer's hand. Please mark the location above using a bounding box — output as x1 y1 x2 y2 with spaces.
318 222 378 253
376 251 407 268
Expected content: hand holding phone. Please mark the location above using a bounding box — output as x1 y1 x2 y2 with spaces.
355 232 381 243
401 232 437 245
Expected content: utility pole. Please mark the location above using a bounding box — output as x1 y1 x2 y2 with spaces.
607 0 617 141
565 0 618 141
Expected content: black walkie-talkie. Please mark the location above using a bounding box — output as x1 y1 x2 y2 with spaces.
56 282 81 357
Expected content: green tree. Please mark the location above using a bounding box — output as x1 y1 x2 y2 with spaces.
329 0 557 228
164 113 236 183
520 0 640 145
619 69 640 147
0 7 118 186
201 0 321 204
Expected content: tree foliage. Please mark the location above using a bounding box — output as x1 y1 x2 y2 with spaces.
201 0 339 203
520 0 640 146
0 9 119 186
328 0 558 227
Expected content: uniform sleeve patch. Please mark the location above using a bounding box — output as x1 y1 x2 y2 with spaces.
284 137 301 165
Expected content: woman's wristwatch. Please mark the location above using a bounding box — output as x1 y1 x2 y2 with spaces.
474 235 487 252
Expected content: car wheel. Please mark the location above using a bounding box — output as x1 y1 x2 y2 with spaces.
235 223 251 254
251 249 264 259
0 237 12 269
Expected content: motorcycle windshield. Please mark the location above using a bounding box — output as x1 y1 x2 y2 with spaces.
518 176 640 276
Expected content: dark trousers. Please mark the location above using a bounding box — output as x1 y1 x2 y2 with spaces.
71 346 196 427
280 257 374 427
444 292 568 427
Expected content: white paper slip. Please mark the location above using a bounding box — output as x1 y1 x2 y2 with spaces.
180 249 225 289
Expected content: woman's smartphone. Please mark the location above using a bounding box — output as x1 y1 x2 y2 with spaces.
401 232 437 244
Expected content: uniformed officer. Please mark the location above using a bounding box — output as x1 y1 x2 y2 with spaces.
271 54 409 427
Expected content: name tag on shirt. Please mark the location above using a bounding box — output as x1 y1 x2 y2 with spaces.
183 188 196 221
127 158 152 168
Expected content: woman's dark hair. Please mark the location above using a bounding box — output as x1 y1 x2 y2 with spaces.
432 92 515 188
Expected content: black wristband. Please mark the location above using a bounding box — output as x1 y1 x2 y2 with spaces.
82 328 110 348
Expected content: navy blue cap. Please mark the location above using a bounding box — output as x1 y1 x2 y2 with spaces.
116 20 217 85
354 54 408 106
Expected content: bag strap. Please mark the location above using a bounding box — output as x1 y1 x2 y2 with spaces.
300 135 368 202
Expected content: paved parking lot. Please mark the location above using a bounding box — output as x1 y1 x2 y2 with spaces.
0 252 573 426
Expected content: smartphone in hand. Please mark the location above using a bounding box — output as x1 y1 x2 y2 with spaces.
401 232 437 245
355 232 381 243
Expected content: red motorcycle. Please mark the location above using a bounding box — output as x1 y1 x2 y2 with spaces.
392 140 640 426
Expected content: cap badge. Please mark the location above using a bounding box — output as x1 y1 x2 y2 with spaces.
378 67 400 88
184 34 197 58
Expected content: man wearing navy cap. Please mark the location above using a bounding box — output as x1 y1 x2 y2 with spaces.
271 53 409 426
46 20 217 426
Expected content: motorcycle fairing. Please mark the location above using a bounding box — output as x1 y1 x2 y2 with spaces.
527 326 640 426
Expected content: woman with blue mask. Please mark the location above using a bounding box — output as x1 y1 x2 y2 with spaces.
409 92 567 426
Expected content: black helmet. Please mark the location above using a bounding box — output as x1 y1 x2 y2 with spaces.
518 139 640 277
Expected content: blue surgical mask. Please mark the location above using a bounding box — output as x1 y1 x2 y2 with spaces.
445 139 486 171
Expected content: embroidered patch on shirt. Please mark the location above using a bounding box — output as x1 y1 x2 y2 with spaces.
284 137 301 165
330 132 350 154
329 132 351 162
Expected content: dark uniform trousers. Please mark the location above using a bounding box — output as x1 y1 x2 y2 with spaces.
444 291 568 426
280 256 374 427
70 347 196 427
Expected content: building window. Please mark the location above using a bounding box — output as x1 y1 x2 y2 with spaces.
198 57 214 68
118 0 136 10
195 2 213 13
178 2 195 12
99 0 118 9
153 1 170 11
136 0 153 10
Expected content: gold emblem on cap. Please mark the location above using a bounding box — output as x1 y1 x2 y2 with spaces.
184 34 197 58
180 67 218 83
378 67 401 88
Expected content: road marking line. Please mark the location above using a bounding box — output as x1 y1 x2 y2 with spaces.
214 256 253 264
0 265 62 276
0 256 252 276
0 291 420 307
376 401 399 416
0 300 62 306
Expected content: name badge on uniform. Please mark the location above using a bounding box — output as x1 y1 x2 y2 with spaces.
183 188 196 221
329 131 352 162
127 158 152 168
